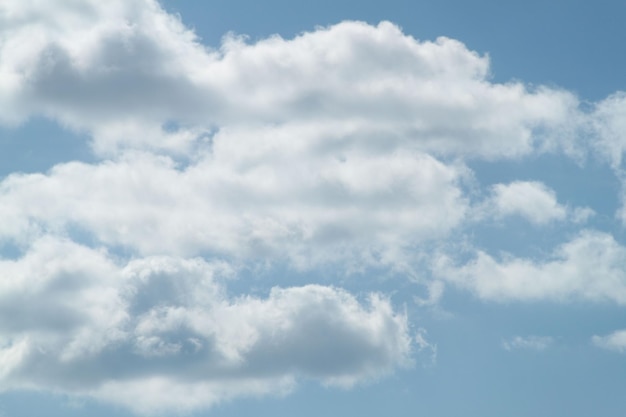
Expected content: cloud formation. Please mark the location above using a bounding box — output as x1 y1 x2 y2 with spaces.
435 231 626 304
592 330 626 353
489 181 568 224
479 180 595 225
0 238 411 414
0 149 467 269
0 0 579 158
1 0 626 414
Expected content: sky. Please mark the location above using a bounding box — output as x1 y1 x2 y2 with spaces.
0 1 626 416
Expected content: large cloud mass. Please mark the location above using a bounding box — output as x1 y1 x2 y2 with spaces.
0 0 578 157
0 149 467 267
0 238 411 414
2 0 626 414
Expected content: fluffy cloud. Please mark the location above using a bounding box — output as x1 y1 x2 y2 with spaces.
0 0 578 157
0 237 412 414
2 0 626 413
434 231 626 304
0 149 467 268
488 181 568 224
592 330 626 353
0 0 591 270
480 181 594 225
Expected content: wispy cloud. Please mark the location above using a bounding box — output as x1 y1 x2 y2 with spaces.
502 336 554 352
592 330 626 353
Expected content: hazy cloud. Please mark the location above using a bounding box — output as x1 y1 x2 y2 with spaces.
474 181 594 225
502 335 554 351
592 330 626 353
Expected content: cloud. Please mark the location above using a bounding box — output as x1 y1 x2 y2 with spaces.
0 149 467 268
1 0 625 413
434 230 626 304
0 237 412 414
0 0 578 158
0 0 597 270
502 335 553 351
484 181 595 226
592 330 626 353
590 92 626 169
478 180 594 225
414 328 437 365
586 93 626 227
488 181 568 224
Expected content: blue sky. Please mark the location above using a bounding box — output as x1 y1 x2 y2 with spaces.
0 1 626 416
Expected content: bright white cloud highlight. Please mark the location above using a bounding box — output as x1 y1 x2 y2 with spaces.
592 330 626 353
435 231 626 304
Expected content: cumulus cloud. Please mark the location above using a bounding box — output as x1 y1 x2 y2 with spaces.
0 0 578 157
479 181 594 225
592 330 626 353
0 238 412 414
0 149 467 268
502 335 553 351
434 231 626 304
488 181 568 224
2 0 626 413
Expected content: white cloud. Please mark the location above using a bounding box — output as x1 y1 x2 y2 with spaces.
479 180 595 225
488 181 568 224
592 330 626 353
590 92 626 169
502 335 553 351
587 93 626 228
434 230 626 304
0 0 593 270
0 238 412 414
1 0 624 413
0 0 578 158
0 149 467 268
